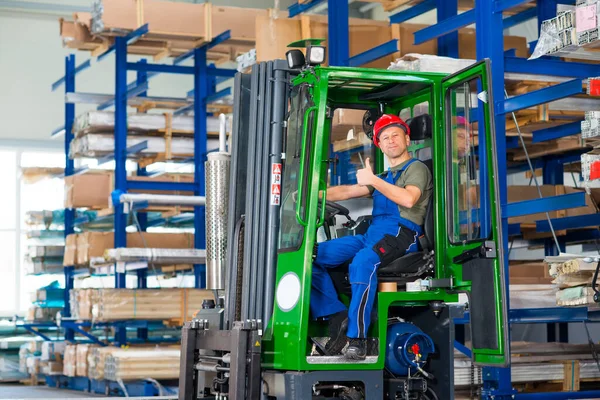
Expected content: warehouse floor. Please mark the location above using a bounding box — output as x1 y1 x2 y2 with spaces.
0 384 102 398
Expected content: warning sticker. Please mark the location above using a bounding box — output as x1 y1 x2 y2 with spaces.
271 163 282 206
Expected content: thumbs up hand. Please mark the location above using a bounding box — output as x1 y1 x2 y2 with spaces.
356 157 376 187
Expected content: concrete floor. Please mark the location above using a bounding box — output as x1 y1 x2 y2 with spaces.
0 384 102 398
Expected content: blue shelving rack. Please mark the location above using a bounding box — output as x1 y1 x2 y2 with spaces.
289 1 600 398
45 23 235 395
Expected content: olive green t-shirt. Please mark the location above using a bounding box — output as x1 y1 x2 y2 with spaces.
367 159 433 227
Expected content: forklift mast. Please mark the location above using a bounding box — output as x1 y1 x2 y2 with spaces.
179 59 510 400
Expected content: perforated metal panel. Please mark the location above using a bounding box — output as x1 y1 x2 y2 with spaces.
205 152 231 290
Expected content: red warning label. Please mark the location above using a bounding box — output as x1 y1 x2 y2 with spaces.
271 163 282 206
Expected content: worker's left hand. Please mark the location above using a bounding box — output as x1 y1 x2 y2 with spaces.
356 158 376 186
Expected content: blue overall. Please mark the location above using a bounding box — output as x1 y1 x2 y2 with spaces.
310 159 423 339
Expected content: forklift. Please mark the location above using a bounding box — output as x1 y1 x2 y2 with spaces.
179 41 510 400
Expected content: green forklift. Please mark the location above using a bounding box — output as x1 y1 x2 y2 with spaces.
179 41 510 400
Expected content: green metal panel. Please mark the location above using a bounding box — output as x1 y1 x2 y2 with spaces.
263 62 507 371
441 60 509 366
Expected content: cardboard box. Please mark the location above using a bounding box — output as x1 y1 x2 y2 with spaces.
63 234 78 267
65 171 194 209
509 261 553 285
65 172 112 209
76 232 194 265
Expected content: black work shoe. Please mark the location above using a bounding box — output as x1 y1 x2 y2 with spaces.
345 338 367 360
324 310 348 356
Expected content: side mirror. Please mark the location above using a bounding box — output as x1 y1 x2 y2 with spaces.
406 114 432 141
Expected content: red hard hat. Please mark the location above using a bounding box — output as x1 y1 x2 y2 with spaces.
373 114 410 148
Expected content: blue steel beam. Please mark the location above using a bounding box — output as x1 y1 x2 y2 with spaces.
537 213 600 232
508 223 521 236
389 0 436 24
505 56 600 79
97 81 149 111
97 24 149 62
502 8 536 29
206 87 232 103
207 68 237 78
494 0 534 12
503 192 586 218
501 79 582 114
506 136 520 149
127 62 194 75
51 59 91 91
127 180 195 192
514 391 600 400
413 9 475 45
454 340 472 358
194 46 207 289
348 40 399 67
436 0 458 57
532 120 582 143
328 0 349 66
50 126 65 137
95 141 148 167
456 307 596 325
207 30 231 50
288 0 324 18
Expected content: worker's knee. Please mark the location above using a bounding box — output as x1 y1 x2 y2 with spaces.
348 249 380 285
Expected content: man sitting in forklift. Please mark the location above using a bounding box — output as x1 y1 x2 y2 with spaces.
310 114 433 360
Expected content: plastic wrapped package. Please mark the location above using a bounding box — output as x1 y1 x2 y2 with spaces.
509 284 558 309
83 288 213 322
73 111 205 137
70 289 94 320
388 53 475 74
63 345 77 377
69 134 195 159
76 344 97 377
27 245 64 258
88 346 118 380
103 347 180 381
41 341 67 362
26 306 61 322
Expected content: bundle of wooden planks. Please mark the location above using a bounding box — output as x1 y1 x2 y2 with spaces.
63 345 77 377
547 256 599 306
77 344 97 377
70 288 213 323
104 347 180 381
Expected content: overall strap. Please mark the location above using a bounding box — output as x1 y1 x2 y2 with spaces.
391 158 421 183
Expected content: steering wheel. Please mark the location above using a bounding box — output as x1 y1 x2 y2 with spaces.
319 200 352 223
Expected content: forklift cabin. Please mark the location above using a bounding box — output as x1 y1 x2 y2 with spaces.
179 58 510 400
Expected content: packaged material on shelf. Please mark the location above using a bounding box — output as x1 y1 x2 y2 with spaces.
41 341 66 362
88 346 114 380
26 306 60 322
25 356 40 376
67 231 194 266
64 172 112 209
73 111 198 137
42 361 63 376
26 259 64 275
76 344 97 377
104 347 180 381
27 245 64 258
70 134 195 160
70 289 94 320
388 53 475 74
64 171 194 209
69 288 212 322
556 286 595 306
63 345 77 377
101 248 206 265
